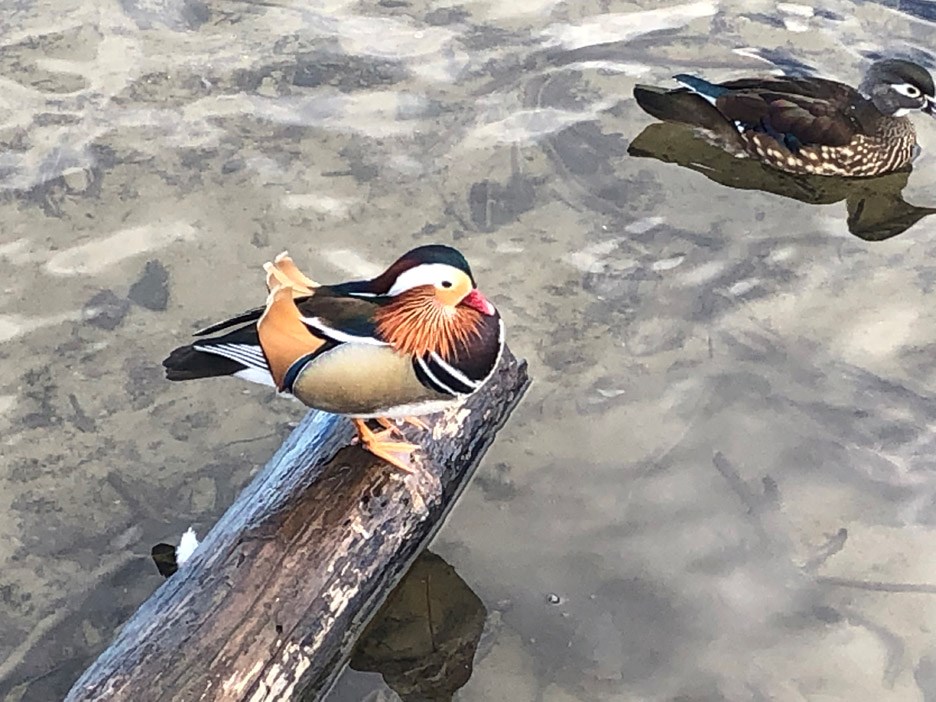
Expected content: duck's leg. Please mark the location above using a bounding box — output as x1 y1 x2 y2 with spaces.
402 416 430 431
352 418 419 474
375 417 405 438
375 416 430 436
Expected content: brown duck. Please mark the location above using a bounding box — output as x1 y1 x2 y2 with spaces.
634 59 936 177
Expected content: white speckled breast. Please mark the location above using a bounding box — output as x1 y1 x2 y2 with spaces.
741 118 917 177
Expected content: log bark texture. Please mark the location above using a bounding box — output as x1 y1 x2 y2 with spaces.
65 349 529 702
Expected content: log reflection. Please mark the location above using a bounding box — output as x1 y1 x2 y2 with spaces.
347 551 485 702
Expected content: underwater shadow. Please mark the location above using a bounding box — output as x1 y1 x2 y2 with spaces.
627 121 936 242
342 550 486 702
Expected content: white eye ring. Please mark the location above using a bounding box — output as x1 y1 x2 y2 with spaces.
892 82 922 98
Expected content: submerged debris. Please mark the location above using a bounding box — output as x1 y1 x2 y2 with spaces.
82 289 130 331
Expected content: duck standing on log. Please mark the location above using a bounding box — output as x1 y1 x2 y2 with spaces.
163 245 504 472
633 59 935 177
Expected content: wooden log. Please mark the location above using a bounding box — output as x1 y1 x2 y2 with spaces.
65 349 529 702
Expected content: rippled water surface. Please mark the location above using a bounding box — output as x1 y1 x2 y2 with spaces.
3 0 936 700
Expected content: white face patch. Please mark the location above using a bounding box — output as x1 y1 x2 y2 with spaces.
891 82 922 99
386 263 467 296
892 108 911 117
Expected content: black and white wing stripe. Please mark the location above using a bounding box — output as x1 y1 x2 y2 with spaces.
194 342 275 388
299 315 388 346
412 316 505 398
413 353 482 397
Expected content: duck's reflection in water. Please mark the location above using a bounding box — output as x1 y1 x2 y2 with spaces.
627 121 936 242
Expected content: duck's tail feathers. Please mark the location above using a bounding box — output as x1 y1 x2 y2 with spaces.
165 251 317 387
193 307 264 337
163 326 275 387
633 84 734 134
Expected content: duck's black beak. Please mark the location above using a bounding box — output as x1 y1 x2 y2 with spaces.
925 96 936 117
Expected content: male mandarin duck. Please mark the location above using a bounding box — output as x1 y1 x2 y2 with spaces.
633 59 935 177
162 245 504 472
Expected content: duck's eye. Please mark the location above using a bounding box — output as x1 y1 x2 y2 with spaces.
441 280 453 288
892 82 922 98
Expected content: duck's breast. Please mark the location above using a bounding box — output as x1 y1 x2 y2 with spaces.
291 343 448 416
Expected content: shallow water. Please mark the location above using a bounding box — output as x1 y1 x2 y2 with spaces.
2 0 936 700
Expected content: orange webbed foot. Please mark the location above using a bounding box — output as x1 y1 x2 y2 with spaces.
402 416 430 431
374 416 430 439
353 418 419 474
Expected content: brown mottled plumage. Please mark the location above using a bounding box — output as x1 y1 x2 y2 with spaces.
634 59 936 177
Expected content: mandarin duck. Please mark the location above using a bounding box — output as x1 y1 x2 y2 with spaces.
162 245 504 472
633 59 935 177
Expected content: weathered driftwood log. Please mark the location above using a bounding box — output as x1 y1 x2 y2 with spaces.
65 349 529 702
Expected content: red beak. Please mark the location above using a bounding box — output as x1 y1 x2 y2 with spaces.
461 289 496 316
